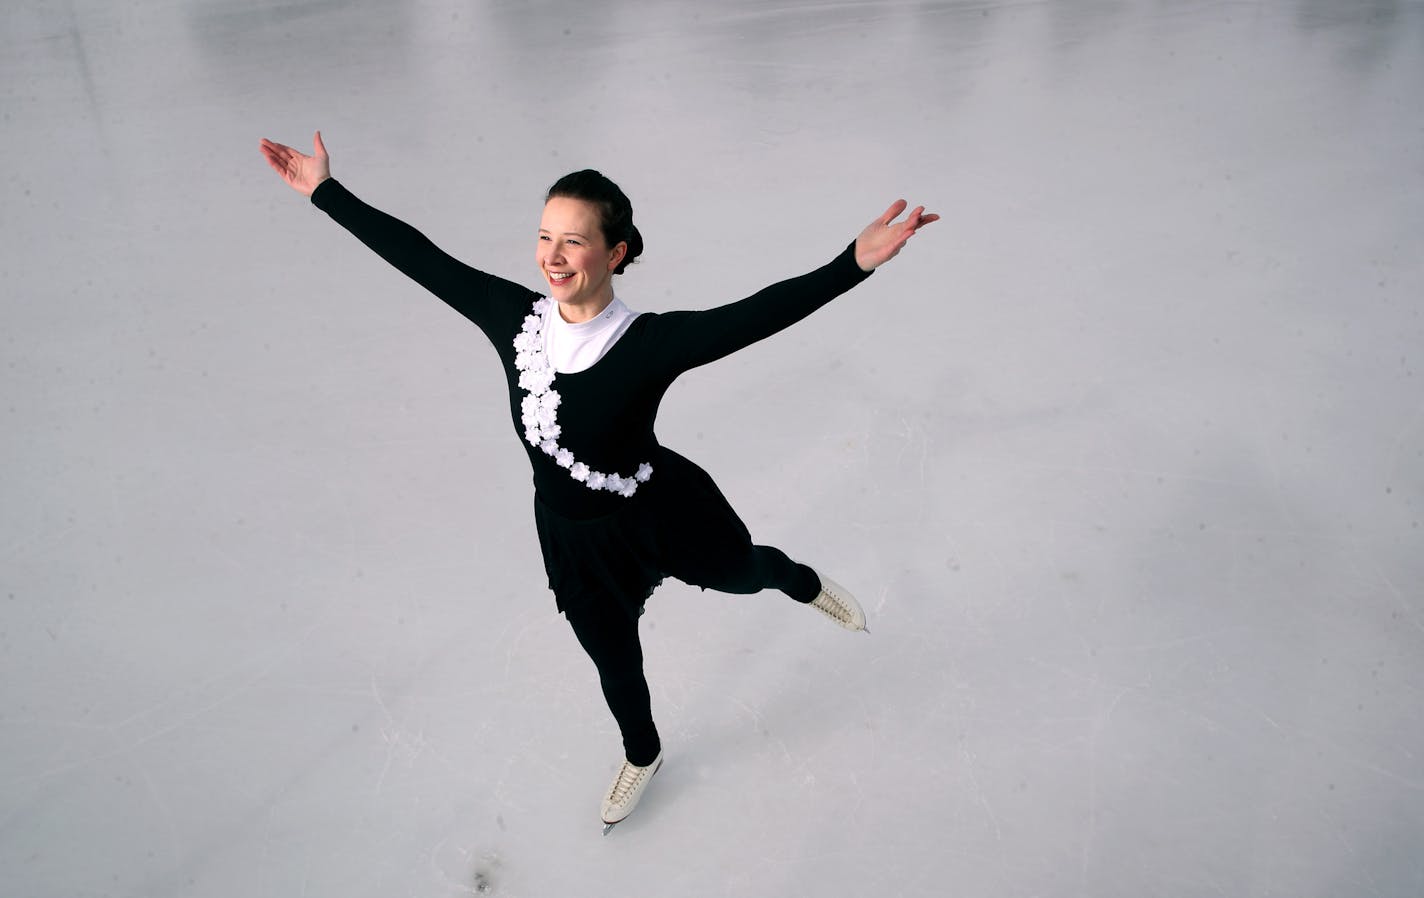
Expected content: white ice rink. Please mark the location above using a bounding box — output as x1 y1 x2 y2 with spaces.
4 1 1423 896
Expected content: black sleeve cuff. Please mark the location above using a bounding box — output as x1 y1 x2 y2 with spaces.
309 177 344 209
837 240 874 283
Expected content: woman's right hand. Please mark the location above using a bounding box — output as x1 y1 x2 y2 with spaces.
259 131 331 197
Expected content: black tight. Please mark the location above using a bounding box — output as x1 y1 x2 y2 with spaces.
563 547 820 766
564 601 660 766
666 543 820 603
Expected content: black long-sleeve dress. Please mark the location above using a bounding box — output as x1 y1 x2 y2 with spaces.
311 178 873 621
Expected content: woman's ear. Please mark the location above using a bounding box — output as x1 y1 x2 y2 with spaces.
608 241 628 272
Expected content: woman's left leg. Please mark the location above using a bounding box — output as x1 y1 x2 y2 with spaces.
701 543 820 602
653 448 821 603
658 498 820 602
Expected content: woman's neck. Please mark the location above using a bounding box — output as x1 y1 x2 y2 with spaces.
557 285 616 324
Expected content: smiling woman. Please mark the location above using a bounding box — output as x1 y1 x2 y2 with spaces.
257 130 937 832
538 169 644 324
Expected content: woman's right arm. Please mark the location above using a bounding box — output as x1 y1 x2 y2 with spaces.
309 177 516 321
259 132 535 329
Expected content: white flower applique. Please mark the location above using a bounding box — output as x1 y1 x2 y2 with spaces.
513 297 653 497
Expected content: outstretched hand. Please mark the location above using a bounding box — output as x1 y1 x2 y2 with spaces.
854 200 939 272
259 131 331 197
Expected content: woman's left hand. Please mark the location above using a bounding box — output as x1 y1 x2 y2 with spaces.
854 200 939 272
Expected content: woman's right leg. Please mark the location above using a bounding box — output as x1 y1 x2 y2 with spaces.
563 599 661 768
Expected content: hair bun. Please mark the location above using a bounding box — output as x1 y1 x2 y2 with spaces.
617 224 644 275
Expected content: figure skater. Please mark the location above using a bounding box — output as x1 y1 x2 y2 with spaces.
258 131 937 830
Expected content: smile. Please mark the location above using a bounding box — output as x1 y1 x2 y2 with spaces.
549 272 574 283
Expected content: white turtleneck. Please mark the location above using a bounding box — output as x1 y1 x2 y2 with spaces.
543 296 640 374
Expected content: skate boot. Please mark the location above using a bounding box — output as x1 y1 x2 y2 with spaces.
808 570 868 632
601 751 663 834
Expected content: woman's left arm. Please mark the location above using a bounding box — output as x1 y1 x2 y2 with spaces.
853 200 939 273
648 200 938 374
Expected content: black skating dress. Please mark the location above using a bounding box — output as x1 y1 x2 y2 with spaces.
311 179 872 621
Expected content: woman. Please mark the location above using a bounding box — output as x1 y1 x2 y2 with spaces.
258 131 937 830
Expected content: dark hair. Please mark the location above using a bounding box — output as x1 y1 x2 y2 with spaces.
545 169 643 275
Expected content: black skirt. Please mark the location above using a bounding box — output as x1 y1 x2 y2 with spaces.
533 446 753 621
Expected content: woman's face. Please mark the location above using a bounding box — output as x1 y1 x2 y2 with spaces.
537 196 626 307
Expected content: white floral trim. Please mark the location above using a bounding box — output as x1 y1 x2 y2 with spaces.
515 297 653 498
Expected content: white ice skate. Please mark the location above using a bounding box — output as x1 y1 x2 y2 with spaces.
601 752 663 834
808 570 868 632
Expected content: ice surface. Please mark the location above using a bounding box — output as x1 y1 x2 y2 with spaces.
3 1 1423 896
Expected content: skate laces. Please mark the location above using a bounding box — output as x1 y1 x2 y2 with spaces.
607 761 648 807
814 587 852 623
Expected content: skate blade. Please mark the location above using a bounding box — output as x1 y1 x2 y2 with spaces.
602 821 617 836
